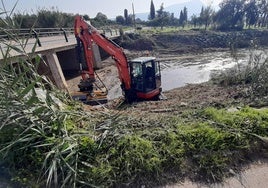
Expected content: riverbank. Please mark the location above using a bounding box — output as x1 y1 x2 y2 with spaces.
116 29 268 55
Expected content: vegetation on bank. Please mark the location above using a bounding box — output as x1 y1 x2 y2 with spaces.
1 66 268 187
1 4 268 188
116 29 268 54
211 49 268 106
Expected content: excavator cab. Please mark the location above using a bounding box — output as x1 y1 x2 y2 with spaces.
129 57 161 100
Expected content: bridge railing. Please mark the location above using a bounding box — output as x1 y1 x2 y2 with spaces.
0 28 73 37
0 28 74 42
0 27 120 49
0 27 120 39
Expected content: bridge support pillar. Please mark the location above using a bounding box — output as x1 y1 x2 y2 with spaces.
45 51 69 92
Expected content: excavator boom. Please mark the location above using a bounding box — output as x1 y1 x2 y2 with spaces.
73 15 162 103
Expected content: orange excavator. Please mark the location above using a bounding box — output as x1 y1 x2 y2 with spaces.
73 15 162 104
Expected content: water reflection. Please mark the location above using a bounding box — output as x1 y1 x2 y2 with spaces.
161 49 251 91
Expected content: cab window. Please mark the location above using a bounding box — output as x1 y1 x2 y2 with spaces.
131 62 142 78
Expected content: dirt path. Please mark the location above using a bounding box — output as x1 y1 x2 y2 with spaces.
165 162 268 188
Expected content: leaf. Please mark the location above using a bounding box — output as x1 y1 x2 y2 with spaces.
18 77 41 99
10 70 28 87
46 158 58 187
26 94 40 105
4 42 25 54
250 133 268 145
8 0 19 17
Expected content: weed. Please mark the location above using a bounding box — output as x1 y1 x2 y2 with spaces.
211 49 268 105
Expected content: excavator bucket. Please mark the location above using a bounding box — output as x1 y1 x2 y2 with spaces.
72 90 108 105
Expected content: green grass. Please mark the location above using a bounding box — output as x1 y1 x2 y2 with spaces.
139 26 194 35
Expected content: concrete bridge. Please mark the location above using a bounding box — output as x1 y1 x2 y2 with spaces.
0 27 120 91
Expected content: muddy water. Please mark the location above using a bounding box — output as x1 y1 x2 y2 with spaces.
160 50 250 91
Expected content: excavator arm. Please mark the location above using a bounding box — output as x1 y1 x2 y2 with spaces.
74 15 131 92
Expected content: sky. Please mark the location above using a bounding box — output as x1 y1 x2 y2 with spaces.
1 0 222 18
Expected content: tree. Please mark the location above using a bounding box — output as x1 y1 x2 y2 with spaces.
13 13 37 28
156 3 164 18
200 6 214 30
256 0 268 27
149 0 156 20
179 10 184 26
124 9 129 25
95 12 108 22
179 6 187 28
57 12 74 27
244 0 259 28
37 9 59 28
215 0 245 30
190 14 198 27
127 14 134 25
12 9 74 28
91 12 111 27
83 14 90 20
95 12 108 25
156 3 170 29
116 15 125 25
169 13 178 26
183 6 188 24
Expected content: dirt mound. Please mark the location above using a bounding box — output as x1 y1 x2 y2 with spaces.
108 82 248 116
115 33 155 51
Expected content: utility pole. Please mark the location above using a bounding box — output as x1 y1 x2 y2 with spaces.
132 1 136 31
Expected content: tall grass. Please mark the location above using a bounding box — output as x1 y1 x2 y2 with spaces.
211 48 268 104
0 5 94 187
246 50 268 97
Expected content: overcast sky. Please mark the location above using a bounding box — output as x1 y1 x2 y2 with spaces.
1 0 222 18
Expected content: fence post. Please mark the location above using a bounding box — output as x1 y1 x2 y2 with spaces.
61 28 68 42
32 29 41 47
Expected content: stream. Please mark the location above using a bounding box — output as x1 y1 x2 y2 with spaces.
160 49 251 91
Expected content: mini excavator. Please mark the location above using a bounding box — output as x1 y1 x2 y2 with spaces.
73 15 162 104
